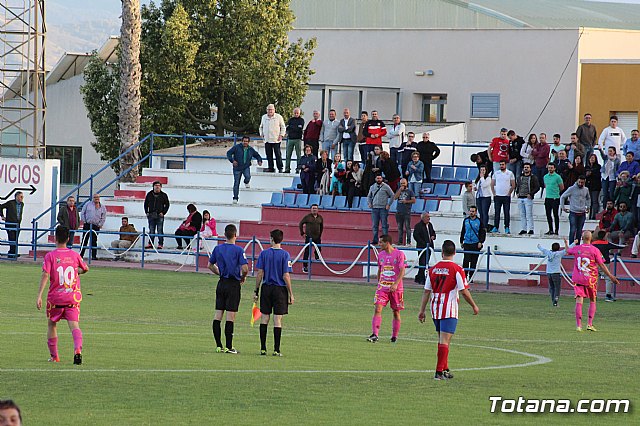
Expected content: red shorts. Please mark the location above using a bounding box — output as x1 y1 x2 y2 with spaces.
573 284 597 300
47 302 80 322
374 289 404 311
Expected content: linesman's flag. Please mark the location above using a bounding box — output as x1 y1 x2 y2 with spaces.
250 302 261 327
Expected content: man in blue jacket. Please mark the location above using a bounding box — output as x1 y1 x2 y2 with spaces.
227 136 263 204
459 205 486 280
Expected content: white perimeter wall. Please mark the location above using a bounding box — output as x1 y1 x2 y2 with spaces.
291 28 581 142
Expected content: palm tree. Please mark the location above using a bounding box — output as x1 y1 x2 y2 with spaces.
118 0 142 182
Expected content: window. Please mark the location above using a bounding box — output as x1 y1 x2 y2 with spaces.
422 94 447 123
46 146 82 185
471 93 500 118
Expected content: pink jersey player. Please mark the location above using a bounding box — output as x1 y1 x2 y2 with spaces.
367 236 406 343
37 227 89 364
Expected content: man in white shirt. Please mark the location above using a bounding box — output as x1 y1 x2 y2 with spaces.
336 108 357 162
598 115 626 160
490 160 516 234
259 103 286 173
387 114 406 168
321 109 339 159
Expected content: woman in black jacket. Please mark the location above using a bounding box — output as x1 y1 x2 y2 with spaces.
380 150 401 191
175 204 202 250
315 149 332 190
585 153 602 219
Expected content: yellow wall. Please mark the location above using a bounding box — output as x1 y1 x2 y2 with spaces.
579 63 640 132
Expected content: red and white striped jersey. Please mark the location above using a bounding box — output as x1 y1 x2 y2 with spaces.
425 260 469 319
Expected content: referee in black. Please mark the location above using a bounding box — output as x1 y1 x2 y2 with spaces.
254 229 294 356
208 224 248 354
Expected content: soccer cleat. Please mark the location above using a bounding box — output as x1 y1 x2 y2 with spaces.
225 347 239 354
260 349 267 356
272 351 283 357
505 227 511 234
390 337 397 343
443 369 454 379
73 353 82 365
215 347 224 353
576 326 583 332
48 356 60 363
366 334 379 343
490 227 499 233
587 325 598 332
434 372 447 381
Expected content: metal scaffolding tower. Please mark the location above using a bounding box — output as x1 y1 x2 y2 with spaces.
0 0 46 158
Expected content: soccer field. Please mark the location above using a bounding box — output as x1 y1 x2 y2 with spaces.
0 263 637 425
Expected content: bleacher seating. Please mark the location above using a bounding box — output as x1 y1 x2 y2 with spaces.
284 176 301 191
441 167 455 180
277 192 296 207
431 183 448 197
308 194 320 206
333 195 347 210
359 196 371 211
421 182 434 194
389 200 398 213
425 199 439 212
454 167 468 181
320 195 334 209
468 167 479 181
295 193 309 207
446 184 462 196
430 166 442 180
263 192 283 207
411 198 426 213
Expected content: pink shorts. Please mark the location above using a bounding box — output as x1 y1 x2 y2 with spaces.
47 302 80 322
573 285 596 300
374 289 404 311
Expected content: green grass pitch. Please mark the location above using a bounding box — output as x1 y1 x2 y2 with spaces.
0 262 638 425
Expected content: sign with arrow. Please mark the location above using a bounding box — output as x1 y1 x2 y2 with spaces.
0 184 37 200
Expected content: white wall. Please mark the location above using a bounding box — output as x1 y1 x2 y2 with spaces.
292 28 581 142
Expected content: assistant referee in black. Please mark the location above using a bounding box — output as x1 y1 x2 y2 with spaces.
208 224 248 354
254 229 294 356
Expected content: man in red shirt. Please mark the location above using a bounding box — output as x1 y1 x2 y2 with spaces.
597 200 617 232
489 127 510 173
363 110 387 161
303 110 322 157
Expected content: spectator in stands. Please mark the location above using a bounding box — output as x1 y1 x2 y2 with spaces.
490 160 516 234
321 109 339 158
400 132 419 176
357 111 368 162
475 165 492 229
361 151 376 193
617 152 640 180
599 146 621 208
284 107 304 174
564 155 585 190
367 174 394 244
554 149 571 185
371 145 383 177
462 181 475 217
576 113 597 165
299 145 317 195
394 178 416 246
516 163 540 235
418 133 441 183
345 161 363 207
520 134 536 168
609 201 634 245
598 200 618 232
315 150 332 195
363 110 386 160
303 110 322 157
413 212 436 285
585 153 602 219
330 162 346 196
387 114 406 167
544 162 564 235
259 103 286 173
614 170 633 208
507 130 525 178
57 196 80 248
460 205 486 280
567 133 585 164
405 151 424 196
111 217 138 261
144 181 170 249
336 108 357 162
79 193 106 260
560 176 590 243
489 128 510 172
630 230 640 258
0 191 24 258
332 152 342 170
550 134 564 163
471 150 492 177
622 129 640 158
592 230 625 301
175 203 202 250
227 135 263 204
201 210 217 238
299 204 323 273
532 133 551 196
380 150 401 192
598 115 626 160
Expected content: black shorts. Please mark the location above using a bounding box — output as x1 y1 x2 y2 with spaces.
260 285 289 316
215 277 242 312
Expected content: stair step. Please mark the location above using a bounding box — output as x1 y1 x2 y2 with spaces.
106 205 125 214
114 189 146 199
135 176 168 184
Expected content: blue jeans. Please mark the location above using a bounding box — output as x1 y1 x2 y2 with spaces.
601 179 615 209
568 212 586 243
476 196 492 229
493 195 511 229
371 208 389 243
508 160 523 179
233 167 251 200
343 139 355 162
533 165 546 194
147 215 165 245
409 182 422 198
322 139 334 158
518 197 534 232
390 147 401 168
